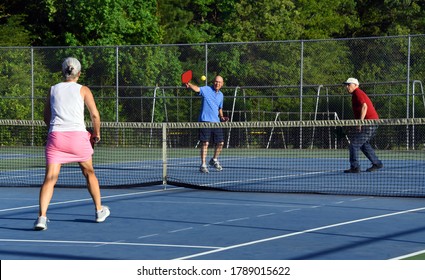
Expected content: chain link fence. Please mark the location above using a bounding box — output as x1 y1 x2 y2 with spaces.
1 35 425 123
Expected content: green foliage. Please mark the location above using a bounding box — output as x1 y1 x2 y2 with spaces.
63 0 162 46
0 48 56 120
0 15 32 46
2 0 162 46
157 0 207 44
2 0 425 46
1 0 425 123
293 0 359 39
221 0 301 42
117 45 186 122
354 0 425 37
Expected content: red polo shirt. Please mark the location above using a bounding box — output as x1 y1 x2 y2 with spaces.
351 88 379 119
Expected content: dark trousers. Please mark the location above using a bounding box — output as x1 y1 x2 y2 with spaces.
348 125 382 169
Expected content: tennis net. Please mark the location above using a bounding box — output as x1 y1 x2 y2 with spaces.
1 118 424 197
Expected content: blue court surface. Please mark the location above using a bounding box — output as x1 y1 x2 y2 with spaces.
1 185 425 260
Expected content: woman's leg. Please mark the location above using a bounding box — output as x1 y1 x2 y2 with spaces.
38 163 61 217
79 159 102 211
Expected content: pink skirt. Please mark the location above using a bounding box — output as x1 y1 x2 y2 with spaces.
45 131 93 164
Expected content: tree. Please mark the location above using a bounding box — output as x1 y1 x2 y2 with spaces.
354 0 425 37
221 0 302 42
293 0 359 39
157 0 201 44
3 0 162 46
0 9 32 46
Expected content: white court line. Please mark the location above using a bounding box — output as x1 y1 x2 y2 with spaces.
138 234 159 239
0 163 161 180
174 205 425 260
0 187 181 213
204 221 225 226
256 213 276 217
0 169 80 180
0 239 221 249
226 217 250 222
283 208 301 213
169 227 194 233
351 197 370 201
94 239 126 248
167 156 246 166
391 248 425 260
204 170 342 186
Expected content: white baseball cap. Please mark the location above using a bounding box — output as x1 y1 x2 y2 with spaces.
343 77 359 85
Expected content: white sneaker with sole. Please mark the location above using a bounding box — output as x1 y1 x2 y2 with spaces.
199 165 209 173
34 216 49 231
209 158 223 171
96 205 110 222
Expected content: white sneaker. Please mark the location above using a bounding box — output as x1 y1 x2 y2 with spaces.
96 205 110 222
199 165 209 173
34 216 49 231
209 158 223 171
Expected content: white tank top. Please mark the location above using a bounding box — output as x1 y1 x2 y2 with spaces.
49 82 86 132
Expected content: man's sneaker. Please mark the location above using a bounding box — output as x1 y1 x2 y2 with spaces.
200 165 209 173
366 163 383 172
34 216 48 231
344 167 360 173
209 158 223 171
96 205 110 223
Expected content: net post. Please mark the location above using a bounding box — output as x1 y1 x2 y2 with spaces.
310 85 324 149
226 86 240 148
162 123 167 188
150 86 159 148
412 80 424 150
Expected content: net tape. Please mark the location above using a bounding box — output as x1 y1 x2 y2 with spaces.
4 118 425 128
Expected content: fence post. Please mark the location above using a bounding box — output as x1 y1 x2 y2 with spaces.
299 40 304 148
162 123 167 187
31 47 35 146
115 46 119 123
406 35 411 150
205 43 208 84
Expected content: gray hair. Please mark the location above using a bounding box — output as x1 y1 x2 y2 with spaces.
62 57 81 80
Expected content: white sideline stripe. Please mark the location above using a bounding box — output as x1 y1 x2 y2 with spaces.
0 239 221 249
169 227 193 233
0 188 181 213
390 249 425 260
138 234 159 239
174 206 425 260
93 239 126 248
256 213 276 217
227 217 249 222
205 170 341 186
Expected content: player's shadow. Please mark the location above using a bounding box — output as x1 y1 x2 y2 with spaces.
73 218 96 223
0 225 34 232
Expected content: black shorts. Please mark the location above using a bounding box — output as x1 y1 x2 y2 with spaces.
199 128 224 143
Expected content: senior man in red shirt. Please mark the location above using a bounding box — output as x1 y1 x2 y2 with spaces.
343 77 383 173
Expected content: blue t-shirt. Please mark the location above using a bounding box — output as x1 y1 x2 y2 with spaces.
198 86 223 122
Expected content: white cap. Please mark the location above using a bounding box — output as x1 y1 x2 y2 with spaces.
343 77 359 85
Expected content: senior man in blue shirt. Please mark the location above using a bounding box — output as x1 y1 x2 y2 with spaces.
186 75 226 173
